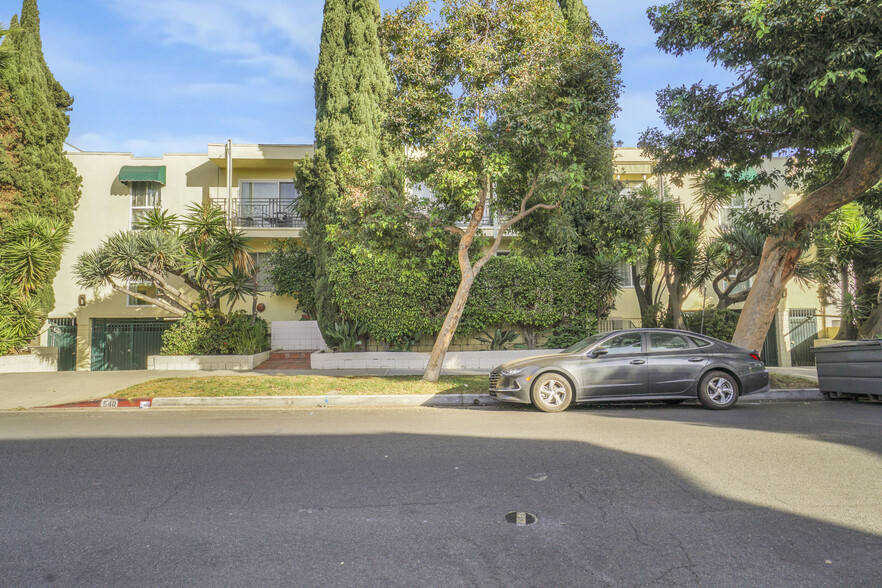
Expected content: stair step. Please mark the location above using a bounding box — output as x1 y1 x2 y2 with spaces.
256 350 313 370
269 350 314 361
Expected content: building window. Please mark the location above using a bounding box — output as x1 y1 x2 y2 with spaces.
720 194 746 228
127 282 157 307
238 181 298 227
248 252 271 293
130 182 161 229
615 261 634 288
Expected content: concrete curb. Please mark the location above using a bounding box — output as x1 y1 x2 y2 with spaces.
742 389 823 402
150 393 503 409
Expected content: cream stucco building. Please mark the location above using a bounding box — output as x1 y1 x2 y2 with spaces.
41 145 834 370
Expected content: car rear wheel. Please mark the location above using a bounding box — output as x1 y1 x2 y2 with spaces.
531 373 573 413
698 371 739 410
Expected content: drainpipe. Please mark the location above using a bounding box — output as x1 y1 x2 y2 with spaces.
226 139 233 228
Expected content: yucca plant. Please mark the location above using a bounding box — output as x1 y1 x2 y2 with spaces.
476 328 520 350
325 320 367 352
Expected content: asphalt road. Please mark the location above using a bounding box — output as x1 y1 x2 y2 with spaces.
1 402 880 587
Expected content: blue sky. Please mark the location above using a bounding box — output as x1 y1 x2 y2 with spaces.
22 0 735 156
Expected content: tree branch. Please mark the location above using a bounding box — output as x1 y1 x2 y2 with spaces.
106 278 187 317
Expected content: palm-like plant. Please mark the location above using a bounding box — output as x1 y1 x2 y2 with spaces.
0 215 69 354
815 204 878 339
73 204 255 316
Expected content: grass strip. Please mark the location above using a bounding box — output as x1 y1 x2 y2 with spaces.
768 373 818 389
112 375 490 398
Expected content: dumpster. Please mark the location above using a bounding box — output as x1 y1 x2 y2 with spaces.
813 340 882 401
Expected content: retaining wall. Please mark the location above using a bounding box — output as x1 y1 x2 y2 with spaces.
310 349 560 372
0 347 59 373
148 351 271 371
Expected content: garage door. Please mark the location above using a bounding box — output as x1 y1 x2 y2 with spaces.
90 319 176 371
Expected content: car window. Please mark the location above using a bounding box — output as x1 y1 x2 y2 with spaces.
561 333 606 354
602 333 643 355
649 332 691 351
689 336 712 348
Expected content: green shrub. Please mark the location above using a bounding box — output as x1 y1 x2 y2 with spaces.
161 309 269 355
331 252 609 348
682 308 740 342
265 239 317 316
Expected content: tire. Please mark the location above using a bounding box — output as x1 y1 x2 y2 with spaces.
531 373 573 413
697 371 739 410
663 399 686 405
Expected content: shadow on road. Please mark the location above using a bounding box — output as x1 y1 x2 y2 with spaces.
1 426 880 586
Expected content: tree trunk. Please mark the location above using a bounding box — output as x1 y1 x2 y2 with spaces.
859 303 882 339
732 131 882 350
632 265 649 319
423 271 476 381
834 266 851 340
422 176 555 382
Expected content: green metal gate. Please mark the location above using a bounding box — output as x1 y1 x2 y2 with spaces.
761 314 779 367
48 318 77 371
789 308 818 367
91 319 176 371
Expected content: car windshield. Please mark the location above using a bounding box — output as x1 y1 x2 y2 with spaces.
560 333 607 355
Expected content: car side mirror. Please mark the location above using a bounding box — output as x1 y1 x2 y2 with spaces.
590 347 609 358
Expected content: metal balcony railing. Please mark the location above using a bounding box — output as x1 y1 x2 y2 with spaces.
211 198 305 229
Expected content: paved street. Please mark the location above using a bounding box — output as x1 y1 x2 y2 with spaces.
1 402 879 587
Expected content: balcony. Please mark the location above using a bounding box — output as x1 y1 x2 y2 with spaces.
211 198 305 229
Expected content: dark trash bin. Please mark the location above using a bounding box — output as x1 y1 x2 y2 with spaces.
813 340 882 401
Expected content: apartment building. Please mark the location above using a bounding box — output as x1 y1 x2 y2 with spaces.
42 145 833 370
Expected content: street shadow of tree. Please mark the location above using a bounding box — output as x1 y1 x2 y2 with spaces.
570 399 882 455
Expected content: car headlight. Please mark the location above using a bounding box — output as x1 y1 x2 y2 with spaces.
501 367 524 376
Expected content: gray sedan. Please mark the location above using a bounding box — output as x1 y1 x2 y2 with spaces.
489 328 769 412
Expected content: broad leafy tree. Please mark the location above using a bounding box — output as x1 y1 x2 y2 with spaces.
0 0 81 353
382 0 622 381
295 0 394 335
639 0 882 351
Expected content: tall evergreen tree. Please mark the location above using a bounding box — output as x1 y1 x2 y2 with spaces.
0 0 81 353
296 0 392 333
558 0 590 25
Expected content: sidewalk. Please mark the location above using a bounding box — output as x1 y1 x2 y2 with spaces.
1 368 822 410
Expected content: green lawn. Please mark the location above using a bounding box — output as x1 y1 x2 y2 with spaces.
112 375 489 398
112 371 818 399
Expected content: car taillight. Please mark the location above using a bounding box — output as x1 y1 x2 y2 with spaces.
749 353 763 363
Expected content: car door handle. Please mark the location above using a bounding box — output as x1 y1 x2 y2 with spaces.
630 359 645 365
688 357 704 362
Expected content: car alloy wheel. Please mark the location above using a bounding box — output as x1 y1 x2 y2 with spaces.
698 370 739 410
531 373 573 413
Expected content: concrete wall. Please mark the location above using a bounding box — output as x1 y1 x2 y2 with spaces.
271 321 327 350
0 347 58 373
148 351 270 371
310 349 560 372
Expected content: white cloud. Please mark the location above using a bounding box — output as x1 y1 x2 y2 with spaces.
68 131 230 156
98 0 323 82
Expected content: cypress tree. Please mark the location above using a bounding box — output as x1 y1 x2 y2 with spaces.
296 0 392 333
558 0 591 26
0 0 81 352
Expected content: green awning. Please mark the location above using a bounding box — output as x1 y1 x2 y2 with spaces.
119 166 166 185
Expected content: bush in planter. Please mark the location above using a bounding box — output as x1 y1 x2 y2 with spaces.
161 309 269 355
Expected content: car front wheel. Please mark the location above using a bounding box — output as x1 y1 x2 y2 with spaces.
531 373 573 413
698 371 739 410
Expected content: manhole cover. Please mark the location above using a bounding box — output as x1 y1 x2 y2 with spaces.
505 511 538 526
